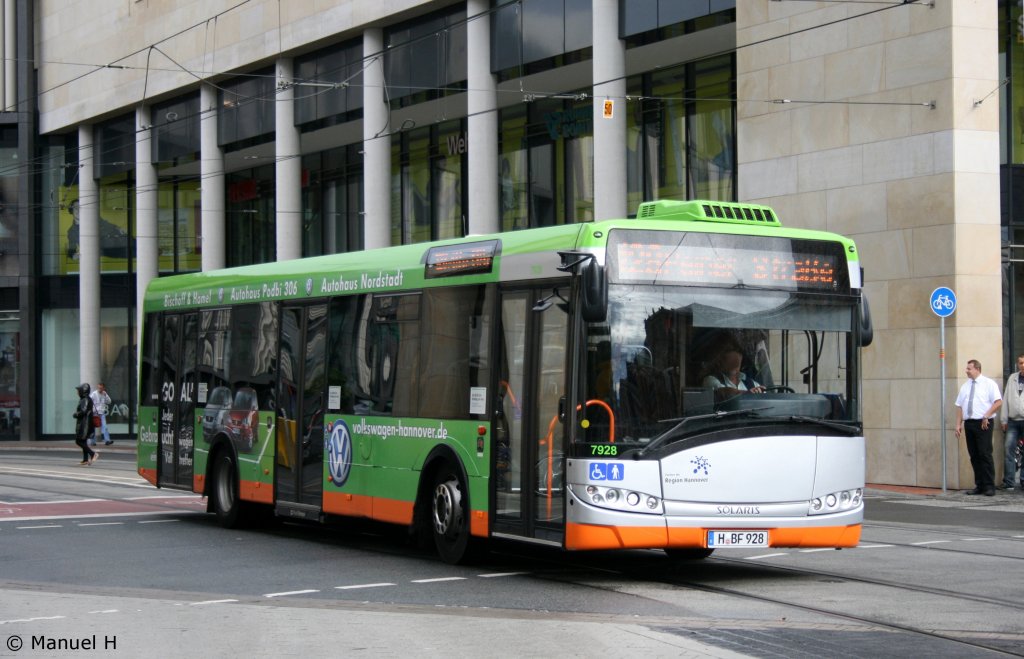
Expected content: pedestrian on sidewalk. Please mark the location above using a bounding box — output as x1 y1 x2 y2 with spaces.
90 382 113 446
73 383 98 465
999 355 1024 491
955 359 1002 496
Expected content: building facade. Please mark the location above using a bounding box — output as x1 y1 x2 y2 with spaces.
0 0 1015 488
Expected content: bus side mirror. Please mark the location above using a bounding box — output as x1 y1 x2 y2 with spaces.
859 294 873 348
581 259 607 323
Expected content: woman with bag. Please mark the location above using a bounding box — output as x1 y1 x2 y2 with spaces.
73 383 98 465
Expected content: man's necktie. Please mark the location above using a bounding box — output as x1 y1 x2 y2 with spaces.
967 379 976 419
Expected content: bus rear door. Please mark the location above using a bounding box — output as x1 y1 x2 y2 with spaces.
157 312 197 490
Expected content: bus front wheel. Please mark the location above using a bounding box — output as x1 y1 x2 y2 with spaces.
431 466 471 564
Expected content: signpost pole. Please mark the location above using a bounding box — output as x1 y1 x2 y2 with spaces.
930 287 956 493
940 316 946 493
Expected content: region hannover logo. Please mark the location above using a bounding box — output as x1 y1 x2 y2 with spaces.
326 420 352 487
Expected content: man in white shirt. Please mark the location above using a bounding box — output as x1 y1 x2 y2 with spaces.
89 382 114 446
955 359 1002 496
999 355 1024 491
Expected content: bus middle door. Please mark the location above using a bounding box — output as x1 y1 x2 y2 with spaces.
274 303 328 520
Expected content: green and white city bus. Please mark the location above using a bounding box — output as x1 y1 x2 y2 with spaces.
138 199 871 563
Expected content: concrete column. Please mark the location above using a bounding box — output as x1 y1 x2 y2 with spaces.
78 124 100 387
362 28 391 249
200 83 225 271
275 57 301 261
3 0 13 111
467 0 499 235
592 0 626 221
135 105 158 345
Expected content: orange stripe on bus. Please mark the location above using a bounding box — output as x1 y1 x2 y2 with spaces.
470 510 488 537
138 467 157 486
565 522 668 550
567 523 863 551
323 491 373 518
239 480 273 504
373 498 414 525
770 525 862 548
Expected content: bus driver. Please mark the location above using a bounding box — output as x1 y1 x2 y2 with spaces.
703 347 765 397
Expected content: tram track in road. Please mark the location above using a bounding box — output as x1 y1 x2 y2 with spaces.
655 560 1024 657
489 545 1024 656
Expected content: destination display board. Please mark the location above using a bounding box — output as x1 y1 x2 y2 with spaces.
608 230 849 293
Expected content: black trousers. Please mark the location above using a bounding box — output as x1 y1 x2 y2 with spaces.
963 419 995 490
75 437 95 462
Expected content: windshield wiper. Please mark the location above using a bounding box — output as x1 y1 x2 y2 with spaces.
786 416 861 434
638 407 773 457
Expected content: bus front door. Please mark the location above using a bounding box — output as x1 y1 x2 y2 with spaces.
274 303 328 519
157 312 197 490
493 289 567 545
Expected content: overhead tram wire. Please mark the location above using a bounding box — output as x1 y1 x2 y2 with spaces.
8 0 938 201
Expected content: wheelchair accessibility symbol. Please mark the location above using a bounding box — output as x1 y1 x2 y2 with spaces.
589 462 625 481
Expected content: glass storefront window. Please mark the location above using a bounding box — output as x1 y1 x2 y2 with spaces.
0 127 18 278
0 314 18 439
391 121 467 245
41 308 82 434
302 147 364 256
385 6 467 106
499 106 529 231
156 179 202 273
41 308 133 435
226 166 275 266
689 58 734 200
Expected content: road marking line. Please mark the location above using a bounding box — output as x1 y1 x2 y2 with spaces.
15 524 61 529
264 590 319 598
189 599 239 606
962 538 990 542
411 577 467 583
1014 534 1024 539
78 522 125 527
138 519 182 524
857 544 894 549
0 616 65 625
478 572 527 578
745 553 788 560
1 511 199 523
88 610 118 614
335 583 396 590
911 540 951 545
798 548 834 553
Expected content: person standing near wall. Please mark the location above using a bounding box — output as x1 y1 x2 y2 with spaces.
955 359 1002 496
999 355 1024 491
90 382 113 446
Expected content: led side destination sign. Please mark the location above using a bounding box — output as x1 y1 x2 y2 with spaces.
425 239 499 278
608 230 849 293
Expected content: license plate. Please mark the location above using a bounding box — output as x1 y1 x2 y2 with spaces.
707 530 769 548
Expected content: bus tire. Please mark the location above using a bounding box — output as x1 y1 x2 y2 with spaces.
211 449 243 528
664 547 714 561
430 464 472 564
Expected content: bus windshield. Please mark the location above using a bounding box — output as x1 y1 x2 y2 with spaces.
577 284 861 454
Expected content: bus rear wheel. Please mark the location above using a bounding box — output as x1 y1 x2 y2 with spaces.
212 450 243 528
664 547 714 561
431 466 471 564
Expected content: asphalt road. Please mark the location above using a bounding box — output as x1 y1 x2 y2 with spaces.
1 446 1023 658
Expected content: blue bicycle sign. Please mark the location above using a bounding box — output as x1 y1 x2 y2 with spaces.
930 287 956 318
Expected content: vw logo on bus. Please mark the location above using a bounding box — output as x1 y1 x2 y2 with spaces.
326 419 353 487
